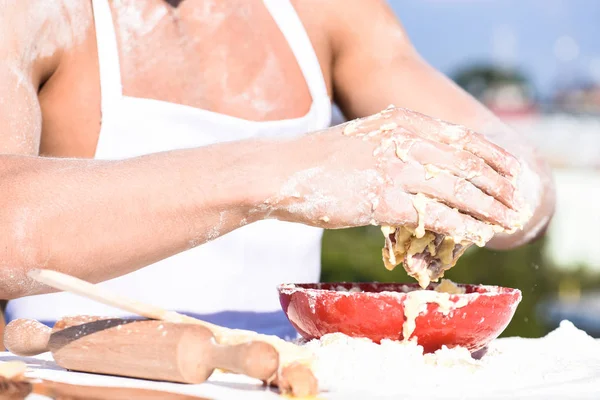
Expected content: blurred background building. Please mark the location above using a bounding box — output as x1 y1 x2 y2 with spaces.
322 0 600 338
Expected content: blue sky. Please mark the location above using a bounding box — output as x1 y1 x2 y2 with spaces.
388 0 600 98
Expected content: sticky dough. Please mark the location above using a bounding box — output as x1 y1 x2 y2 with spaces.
381 224 469 288
381 192 471 288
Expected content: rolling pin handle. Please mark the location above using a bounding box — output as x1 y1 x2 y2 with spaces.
3 319 51 357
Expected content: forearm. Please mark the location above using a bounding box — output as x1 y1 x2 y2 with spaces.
0 140 282 299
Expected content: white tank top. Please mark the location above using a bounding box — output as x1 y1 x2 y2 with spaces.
6 0 331 337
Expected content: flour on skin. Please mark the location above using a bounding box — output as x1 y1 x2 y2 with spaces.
111 0 294 120
113 0 169 55
0 0 88 153
261 166 383 227
0 0 90 66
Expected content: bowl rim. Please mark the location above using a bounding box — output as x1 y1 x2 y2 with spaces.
277 281 522 299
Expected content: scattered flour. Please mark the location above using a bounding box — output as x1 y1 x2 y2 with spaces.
9 321 600 399
334 285 362 293
303 320 600 397
113 0 168 55
306 291 317 313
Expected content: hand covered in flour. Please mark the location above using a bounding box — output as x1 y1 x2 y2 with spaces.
266 106 531 286
273 106 529 235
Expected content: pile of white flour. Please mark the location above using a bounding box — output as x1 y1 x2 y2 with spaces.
304 320 600 399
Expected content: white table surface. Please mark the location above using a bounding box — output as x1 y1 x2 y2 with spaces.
3 343 600 400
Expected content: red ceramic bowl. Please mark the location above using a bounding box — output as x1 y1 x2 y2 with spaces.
278 282 521 353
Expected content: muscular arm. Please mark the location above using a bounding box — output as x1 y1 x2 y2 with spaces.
0 143 287 300
328 0 555 249
0 3 285 299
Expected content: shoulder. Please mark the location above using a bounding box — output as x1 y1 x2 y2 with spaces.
291 0 398 30
292 0 416 68
0 0 93 85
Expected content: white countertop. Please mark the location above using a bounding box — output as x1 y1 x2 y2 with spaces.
3 321 600 400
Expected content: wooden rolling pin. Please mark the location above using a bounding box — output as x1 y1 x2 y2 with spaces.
3 316 278 384
25 269 319 397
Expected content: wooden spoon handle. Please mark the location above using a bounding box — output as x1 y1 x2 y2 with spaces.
27 269 206 328
34 379 210 400
33 380 209 400
0 376 208 400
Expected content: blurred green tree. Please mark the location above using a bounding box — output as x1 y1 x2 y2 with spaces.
453 64 534 101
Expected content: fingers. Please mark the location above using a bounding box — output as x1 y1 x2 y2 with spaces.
415 198 495 245
339 107 527 240
377 107 521 180
393 161 519 230
377 189 495 245
454 130 521 180
395 132 521 210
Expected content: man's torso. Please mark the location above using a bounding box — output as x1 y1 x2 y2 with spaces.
36 0 334 158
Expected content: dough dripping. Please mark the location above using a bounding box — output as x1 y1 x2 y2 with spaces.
381 224 470 288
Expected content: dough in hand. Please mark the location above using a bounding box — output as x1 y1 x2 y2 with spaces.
381 226 470 288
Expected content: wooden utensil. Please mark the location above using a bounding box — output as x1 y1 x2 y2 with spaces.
0 360 208 399
27 269 314 366
0 376 209 400
21 269 319 396
4 317 278 384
